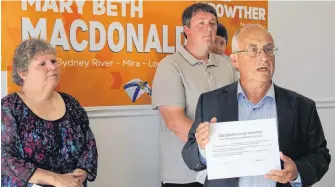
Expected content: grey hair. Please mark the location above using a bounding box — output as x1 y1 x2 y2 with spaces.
12 38 56 86
231 29 242 53
182 3 218 38
231 24 268 53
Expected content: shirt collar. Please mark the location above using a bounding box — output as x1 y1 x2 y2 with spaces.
178 46 218 67
237 80 275 100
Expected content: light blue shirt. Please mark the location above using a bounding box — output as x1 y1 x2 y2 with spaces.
199 81 301 187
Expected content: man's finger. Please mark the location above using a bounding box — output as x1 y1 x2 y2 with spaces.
196 124 209 134
280 152 292 164
196 122 209 132
210 117 217 123
196 130 208 147
266 170 284 177
200 138 209 148
264 174 279 181
195 129 207 141
264 174 287 183
198 131 209 141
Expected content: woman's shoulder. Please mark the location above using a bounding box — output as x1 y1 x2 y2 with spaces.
58 92 88 120
58 92 84 109
1 93 21 108
58 92 75 100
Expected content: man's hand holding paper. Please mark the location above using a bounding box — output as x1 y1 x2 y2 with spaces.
196 117 298 183
265 152 299 184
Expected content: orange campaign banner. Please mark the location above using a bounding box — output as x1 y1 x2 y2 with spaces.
1 0 268 107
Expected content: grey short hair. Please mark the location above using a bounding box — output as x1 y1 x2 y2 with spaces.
12 38 56 86
231 24 268 53
231 29 242 53
182 3 218 38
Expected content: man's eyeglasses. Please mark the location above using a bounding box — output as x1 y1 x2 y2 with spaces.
232 47 278 57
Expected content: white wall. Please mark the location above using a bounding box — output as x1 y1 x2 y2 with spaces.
270 1 335 99
86 106 160 187
268 1 335 187
1 71 6 98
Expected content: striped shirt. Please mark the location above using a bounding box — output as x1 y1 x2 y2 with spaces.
237 81 301 187
198 81 301 187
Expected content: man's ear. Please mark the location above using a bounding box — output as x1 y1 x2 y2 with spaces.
230 53 239 70
183 25 191 37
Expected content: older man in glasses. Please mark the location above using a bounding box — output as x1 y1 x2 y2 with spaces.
182 24 330 187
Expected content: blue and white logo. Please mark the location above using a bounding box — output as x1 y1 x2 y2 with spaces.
123 78 152 103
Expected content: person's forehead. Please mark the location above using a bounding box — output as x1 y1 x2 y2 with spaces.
239 31 274 47
216 35 226 41
192 11 216 19
33 53 56 61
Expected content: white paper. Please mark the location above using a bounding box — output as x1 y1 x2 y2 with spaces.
206 118 281 180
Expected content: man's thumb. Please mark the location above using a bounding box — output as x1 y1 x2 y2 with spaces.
210 117 217 123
